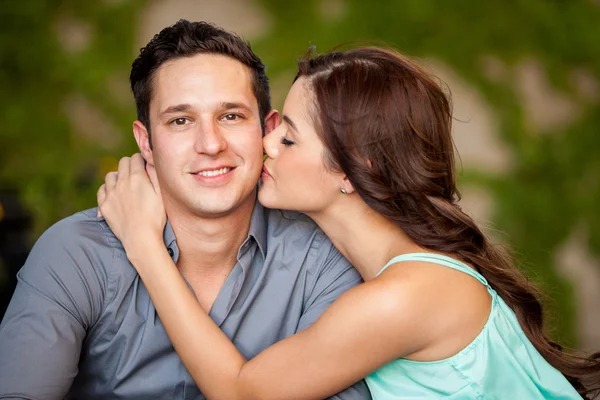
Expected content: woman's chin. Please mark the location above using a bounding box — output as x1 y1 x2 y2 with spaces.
257 187 282 210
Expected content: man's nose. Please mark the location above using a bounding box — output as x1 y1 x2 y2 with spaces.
194 121 227 155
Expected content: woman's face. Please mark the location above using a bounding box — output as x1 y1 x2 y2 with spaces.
259 78 343 214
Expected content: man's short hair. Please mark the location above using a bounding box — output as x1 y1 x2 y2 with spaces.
130 19 271 140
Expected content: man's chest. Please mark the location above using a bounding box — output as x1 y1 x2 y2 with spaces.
185 275 228 313
70 268 309 399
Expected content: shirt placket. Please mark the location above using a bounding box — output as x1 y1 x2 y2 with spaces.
207 238 255 327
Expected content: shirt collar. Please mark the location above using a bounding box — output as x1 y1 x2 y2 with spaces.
163 219 177 248
247 198 267 258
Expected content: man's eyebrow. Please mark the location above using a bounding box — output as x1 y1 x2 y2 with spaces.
283 115 299 133
220 102 252 111
159 103 192 116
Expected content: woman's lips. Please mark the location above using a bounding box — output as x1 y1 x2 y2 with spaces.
261 166 272 179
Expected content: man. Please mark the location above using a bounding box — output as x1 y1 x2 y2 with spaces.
0 20 371 399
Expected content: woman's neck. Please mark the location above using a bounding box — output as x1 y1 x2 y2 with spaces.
307 197 424 281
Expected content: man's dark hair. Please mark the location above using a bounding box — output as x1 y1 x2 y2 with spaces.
130 19 271 141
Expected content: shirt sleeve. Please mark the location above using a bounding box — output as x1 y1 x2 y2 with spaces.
297 233 372 400
0 215 112 400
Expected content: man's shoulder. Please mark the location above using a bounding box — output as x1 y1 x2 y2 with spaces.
26 208 122 276
16 208 121 312
265 208 321 235
38 207 117 249
263 208 343 265
264 208 335 248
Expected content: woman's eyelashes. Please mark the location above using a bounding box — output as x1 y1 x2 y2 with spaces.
280 136 295 147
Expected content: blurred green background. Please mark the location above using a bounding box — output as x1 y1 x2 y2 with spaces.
1 0 599 352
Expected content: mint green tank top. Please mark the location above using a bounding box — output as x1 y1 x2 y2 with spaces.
364 253 582 399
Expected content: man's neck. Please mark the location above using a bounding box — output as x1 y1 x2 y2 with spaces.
164 194 256 276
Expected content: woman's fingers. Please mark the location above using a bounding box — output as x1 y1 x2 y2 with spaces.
96 184 106 218
97 184 106 204
127 153 161 196
146 163 161 195
130 153 145 174
118 156 131 179
95 153 167 248
104 171 118 190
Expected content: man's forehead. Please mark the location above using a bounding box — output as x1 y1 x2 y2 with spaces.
150 54 257 112
155 53 252 87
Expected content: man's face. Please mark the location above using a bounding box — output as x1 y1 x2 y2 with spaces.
136 54 265 218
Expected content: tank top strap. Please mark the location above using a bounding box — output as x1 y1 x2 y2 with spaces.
377 252 489 287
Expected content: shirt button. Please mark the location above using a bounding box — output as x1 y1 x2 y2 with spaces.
167 247 174 257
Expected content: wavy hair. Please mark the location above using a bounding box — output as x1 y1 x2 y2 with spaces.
296 46 600 398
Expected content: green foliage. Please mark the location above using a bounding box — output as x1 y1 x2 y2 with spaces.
1 0 599 347
0 0 145 235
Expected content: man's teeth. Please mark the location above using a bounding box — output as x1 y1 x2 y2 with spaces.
197 167 231 177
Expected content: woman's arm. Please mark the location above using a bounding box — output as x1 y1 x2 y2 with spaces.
126 238 427 400
98 154 430 400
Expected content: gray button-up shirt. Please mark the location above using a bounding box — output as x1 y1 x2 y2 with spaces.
0 201 371 399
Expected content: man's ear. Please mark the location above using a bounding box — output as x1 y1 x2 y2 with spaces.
133 121 154 165
263 110 280 135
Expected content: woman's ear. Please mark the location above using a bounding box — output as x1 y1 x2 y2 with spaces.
340 176 356 195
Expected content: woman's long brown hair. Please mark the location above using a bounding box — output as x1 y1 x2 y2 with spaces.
296 47 600 398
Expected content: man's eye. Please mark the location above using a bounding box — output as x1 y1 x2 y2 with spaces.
223 114 241 121
172 118 188 126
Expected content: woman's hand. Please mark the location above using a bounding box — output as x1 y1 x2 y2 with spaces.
97 154 166 259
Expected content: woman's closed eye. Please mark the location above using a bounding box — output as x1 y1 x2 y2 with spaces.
280 136 295 147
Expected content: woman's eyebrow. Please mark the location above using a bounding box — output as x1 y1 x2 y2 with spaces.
283 115 299 133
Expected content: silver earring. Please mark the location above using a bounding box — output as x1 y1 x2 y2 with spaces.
340 188 347 194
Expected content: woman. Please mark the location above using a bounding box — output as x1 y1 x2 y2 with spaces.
98 47 599 399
